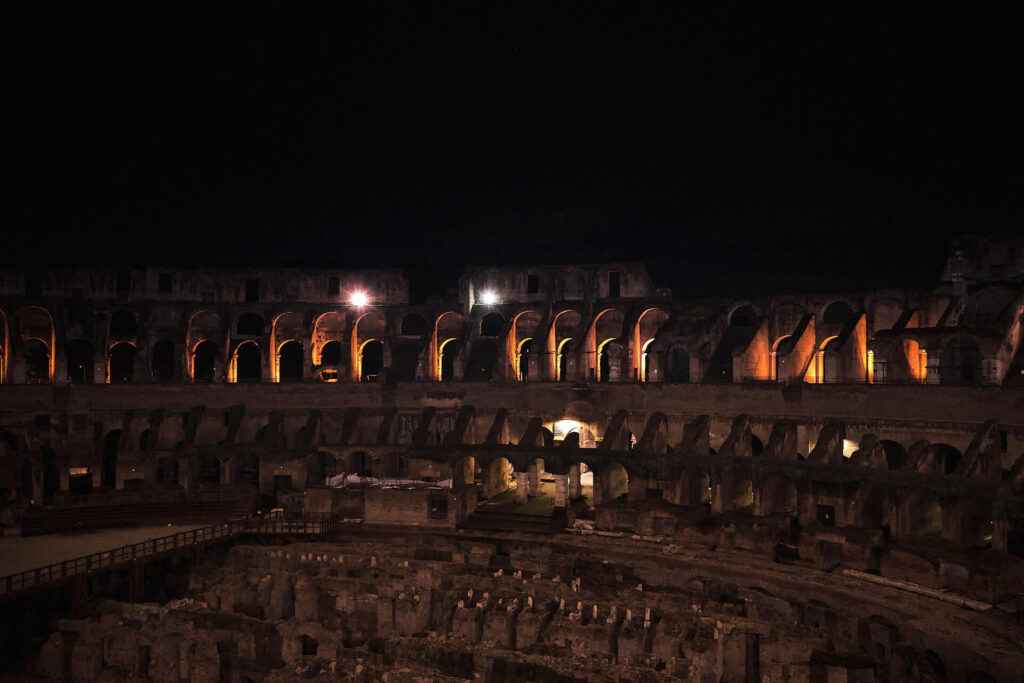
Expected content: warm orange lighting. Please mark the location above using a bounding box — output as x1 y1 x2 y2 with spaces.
350 291 368 307
867 350 875 383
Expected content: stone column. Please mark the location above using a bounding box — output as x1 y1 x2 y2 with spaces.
569 463 582 500
527 460 541 496
554 474 569 508
515 472 528 504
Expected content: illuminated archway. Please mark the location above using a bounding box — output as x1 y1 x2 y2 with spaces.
587 309 624 382
557 338 572 381
359 339 384 381
431 311 464 381
352 310 387 382
192 341 217 383
548 309 581 381
231 341 262 383
438 338 457 381
278 340 304 382
18 307 56 383
516 338 534 381
633 307 669 381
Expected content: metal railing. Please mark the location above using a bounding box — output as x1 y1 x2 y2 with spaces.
0 510 343 601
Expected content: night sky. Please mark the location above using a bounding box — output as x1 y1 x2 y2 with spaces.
10 5 1022 298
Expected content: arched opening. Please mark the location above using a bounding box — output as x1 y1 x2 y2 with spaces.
439 338 457 381
822 300 853 326
517 339 533 381
773 336 795 381
931 443 962 474
193 341 217 383
320 340 342 366
722 470 754 510
759 475 797 516
880 440 907 470
108 342 136 384
67 339 94 384
400 313 427 336
924 650 947 680
151 340 175 383
233 342 262 382
599 463 629 504
199 454 221 484
939 337 983 386
42 446 59 503
485 457 514 499
305 451 334 486
557 338 572 381
480 312 505 337
641 339 654 382
237 313 265 336
138 429 151 451
102 430 120 488
665 342 690 383
751 434 764 456
360 340 384 382
730 306 758 327
597 339 613 382
348 451 372 477
109 310 138 337
278 340 304 382
157 456 179 485
24 339 50 384
634 308 669 381
821 337 841 384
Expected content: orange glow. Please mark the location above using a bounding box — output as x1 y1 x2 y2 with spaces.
867 350 875 383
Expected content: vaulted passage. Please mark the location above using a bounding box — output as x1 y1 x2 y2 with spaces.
108 342 136 384
234 343 262 383
278 341 304 382
193 341 217 382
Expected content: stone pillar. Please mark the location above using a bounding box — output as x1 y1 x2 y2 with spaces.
527 458 543 496
515 472 528 503
554 474 569 508
569 463 582 500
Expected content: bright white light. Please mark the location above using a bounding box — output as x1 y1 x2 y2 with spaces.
350 291 368 307
480 289 498 305
552 419 583 439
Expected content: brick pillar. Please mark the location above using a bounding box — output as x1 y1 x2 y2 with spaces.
554 474 569 508
569 463 582 499
515 472 528 503
527 461 540 496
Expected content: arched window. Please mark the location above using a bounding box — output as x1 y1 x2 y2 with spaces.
480 312 505 337
234 342 262 382
729 306 758 327
556 338 572 381
822 301 853 326
320 340 342 366
517 339 533 381
278 340 304 382
360 340 384 381
400 313 427 336
108 342 136 384
193 341 217 382
24 339 50 384
237 313 265 336
439 338 457 381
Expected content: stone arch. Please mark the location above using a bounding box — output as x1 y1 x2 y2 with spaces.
634 307 670 382
108 342 136 384
548 309 582 381
676 467 711 506
821 300 854 326
772 335 795 381
858 614 900 665
718 468 754 511
930 443 962 474
880 440 907 470
66 338 95 384
18 306 55 383
400 312 427 337
231 341 262 383
352 310 387 382
199 453 221 484
817 336 841 384
587 308 625 382
151 339 176 383
480 312 505 337
192 340 218 383
729 304 759 327
510 310 543 381
271 311 306 382
484 456 514 499
312 311 347 366
432 311 464 381
664 341 691 383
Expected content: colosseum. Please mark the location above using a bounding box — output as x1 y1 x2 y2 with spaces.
0 233 1022 681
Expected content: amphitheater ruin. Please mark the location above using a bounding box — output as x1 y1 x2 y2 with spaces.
0 233 1021 681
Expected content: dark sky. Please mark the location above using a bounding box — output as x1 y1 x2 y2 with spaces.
9 5 1022 298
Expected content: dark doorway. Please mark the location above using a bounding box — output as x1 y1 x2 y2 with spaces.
24 339 50 384
320 340 342 366
361 340 384 381
193 341 217 382
200 454 221 484
480 313 505 337
518 340 533 380
68 469 92 496
730 306 758 327
235 343 262 382
278 341 303 382
157 456 179 485
400 313 427 336
598 343 611 382
109 342 136 384
440 340 456 381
